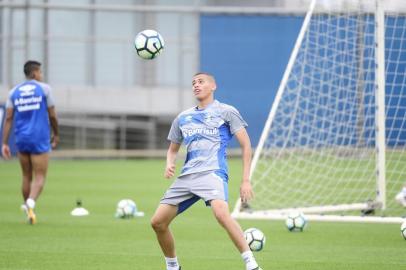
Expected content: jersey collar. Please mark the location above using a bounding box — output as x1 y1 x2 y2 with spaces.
195 99 218 111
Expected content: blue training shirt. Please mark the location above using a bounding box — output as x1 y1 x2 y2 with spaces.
6 80 55 153
167 100 247 178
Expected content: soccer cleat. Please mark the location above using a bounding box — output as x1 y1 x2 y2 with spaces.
250 268 262 270
27 208 36 225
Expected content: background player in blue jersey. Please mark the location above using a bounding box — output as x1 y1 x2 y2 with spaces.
1 60 59 224
151 73 262 270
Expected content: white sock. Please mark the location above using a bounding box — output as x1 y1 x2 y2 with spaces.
241 250 259 270
26 198 36 209
165 256 179 270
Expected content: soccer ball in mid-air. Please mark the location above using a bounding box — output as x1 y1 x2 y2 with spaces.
244 228 266 252
115 199 137 218
401 221 406 240
134 29 164 60
285 211 307 232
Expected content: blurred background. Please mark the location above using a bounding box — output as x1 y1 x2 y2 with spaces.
0 0 404 158
0 0 313 157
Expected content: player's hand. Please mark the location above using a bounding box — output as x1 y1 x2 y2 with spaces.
164 164 175 179
51 135 59 149
240 181 254 203
1 144 11 160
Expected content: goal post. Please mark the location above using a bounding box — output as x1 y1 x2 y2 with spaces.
232 0 406 223
374 0 386 210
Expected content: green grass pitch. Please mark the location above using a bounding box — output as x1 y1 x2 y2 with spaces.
0 158 405 270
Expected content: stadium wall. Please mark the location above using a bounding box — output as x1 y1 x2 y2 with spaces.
200 15 303 146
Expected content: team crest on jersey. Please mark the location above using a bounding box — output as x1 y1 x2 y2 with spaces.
204 114 225 127
204 114 213 122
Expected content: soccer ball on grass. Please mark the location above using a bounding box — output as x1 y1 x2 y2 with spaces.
285 211 307 232
115 199 137 218
134 29 164 60
244 228 266 252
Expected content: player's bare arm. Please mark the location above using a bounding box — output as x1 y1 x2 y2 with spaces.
235 127 254 203
165 142 181 179
1 108 14 159
48 107 59 149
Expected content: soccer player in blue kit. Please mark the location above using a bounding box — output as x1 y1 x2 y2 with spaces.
151 72 262 270
2 60 59 224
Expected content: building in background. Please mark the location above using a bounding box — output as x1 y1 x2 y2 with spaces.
0 0 404 155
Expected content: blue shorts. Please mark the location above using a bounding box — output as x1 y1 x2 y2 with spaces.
16 140 50 154
160 170 229 215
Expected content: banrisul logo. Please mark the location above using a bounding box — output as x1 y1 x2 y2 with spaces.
182 127 218 138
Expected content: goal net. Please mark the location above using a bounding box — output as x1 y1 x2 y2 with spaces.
232 0 406 223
